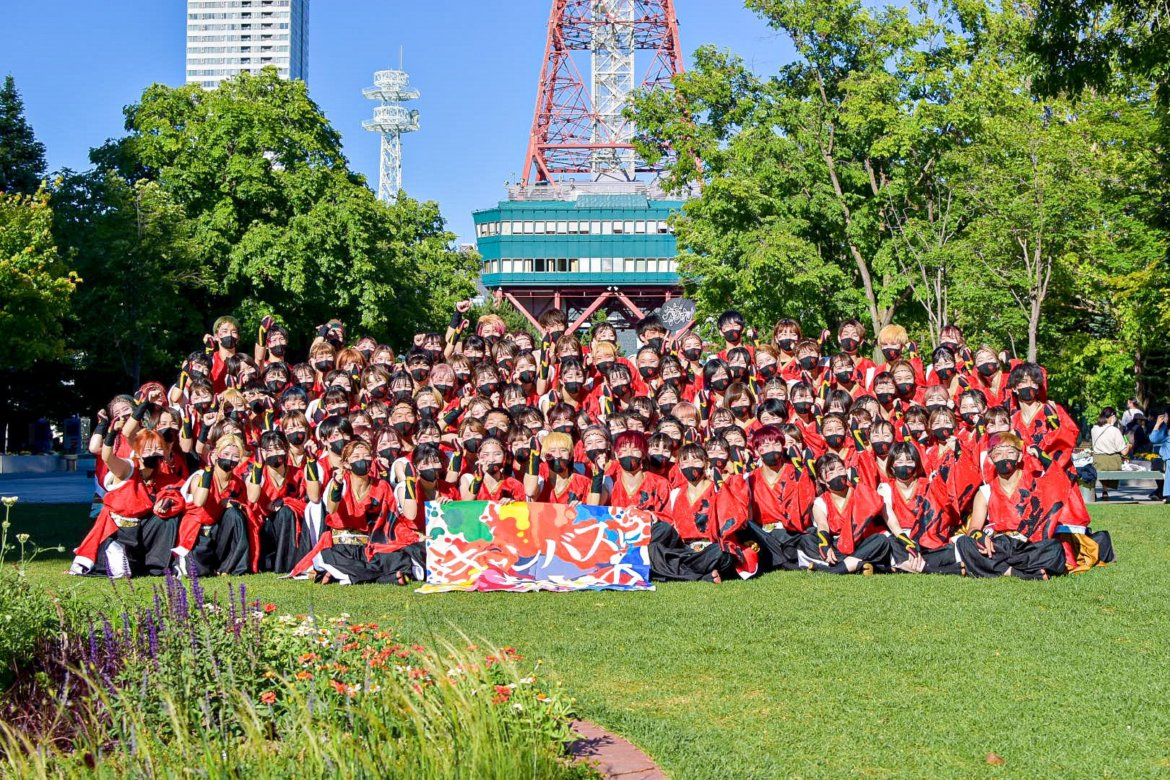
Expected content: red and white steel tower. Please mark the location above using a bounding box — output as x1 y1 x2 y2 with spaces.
521 0 684 187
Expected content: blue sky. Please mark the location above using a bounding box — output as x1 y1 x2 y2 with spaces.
1 1 793 243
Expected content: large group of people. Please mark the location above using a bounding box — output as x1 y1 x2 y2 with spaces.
70 303 1114 585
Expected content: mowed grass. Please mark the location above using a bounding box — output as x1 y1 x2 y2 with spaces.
9 503 1170 779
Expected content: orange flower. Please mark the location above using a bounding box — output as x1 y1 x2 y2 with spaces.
295 670 313 681
330 679 348 695
263 603 277 614
260 691 277 705
298 652 319 665
492 685 512 704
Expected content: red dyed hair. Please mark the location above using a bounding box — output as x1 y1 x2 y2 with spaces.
613 430 647 454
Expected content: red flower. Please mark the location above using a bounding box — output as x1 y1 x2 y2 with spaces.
492 685 512 704
263 603 277 614
330 680 348 695
260 691 277 705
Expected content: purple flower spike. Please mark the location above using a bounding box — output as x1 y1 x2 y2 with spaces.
190 567 205 611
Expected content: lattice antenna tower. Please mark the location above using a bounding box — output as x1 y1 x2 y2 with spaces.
522 0 684 187
363 56 420 203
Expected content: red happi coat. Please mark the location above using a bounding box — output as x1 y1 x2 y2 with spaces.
1011 403 1079 469
816 482 886 556
474 475 527 502
607 471 672 514
978 457 1067 542
747 463 815 534
177 468 247 554
73 467 184 567
877 478 959 551
535 472 594 505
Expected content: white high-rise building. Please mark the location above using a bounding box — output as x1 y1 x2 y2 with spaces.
186 0 309 89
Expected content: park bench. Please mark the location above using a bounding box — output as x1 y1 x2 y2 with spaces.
1081 469 1163 503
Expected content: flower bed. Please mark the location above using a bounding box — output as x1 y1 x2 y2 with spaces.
0 573 593 779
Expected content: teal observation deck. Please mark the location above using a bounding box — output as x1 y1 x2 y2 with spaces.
473 193 685 288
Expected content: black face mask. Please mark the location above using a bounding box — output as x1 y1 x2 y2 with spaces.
993 457 1018 476
463 438 482 453
639 366 659 380
926 403 947 416
410 367 429 382
434 384 453 397
825 433 846 449
892 464 916 481
378 447 399 461
839 337 859 353
141 454 164 470
798 356 818 371
418 467 441 483
961 412 984 427
976 362 997 377
508 403 527 417
933 427 954 442
418 407 436 420
586 448 607 463
731 405 751 419
758 364 777 380
641 337 661 353
455 371 471 383
648 453 669 470
827 474 850 492
876 391 894 405
224 409 242 423
393 389 414 402
546 456 571 473
881 346 902 361
896 381 915 397
682 348 702 361
349 459 371 477
618 456 642 473
426 349 443 363
872 440 892 457
681 466 704 483
553 424 575 437
480 383 500 397
216 458 239 473
483 462 503 478
193 401 212 415
594 361 614 377
709 456 728 471
912 429 930 444
486 426 507 440
265 453 287 468
709 376 730 392
368 385 388 400
563 380 582 395
266 379 285 394
722 329 742 344
159 428 178 444
793 401 812 415
547 330 565 344
776 338 796 352
612 384 632 399
286 431 307 447
518 371 535 384
313 360 334 373
936 366 956 381
249 399 268 414
329 439 347 455
326 406 347 418
730 365 749 381
761 451 783 468
941 342 960 353
267 343 287 358
1016 386 1038 402
835 370 853 385
659 402 676 418
218 335 238 349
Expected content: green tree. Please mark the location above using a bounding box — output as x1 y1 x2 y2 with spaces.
0 190 75 369
0 75 47 196
88 69 476 348
51 172 207 388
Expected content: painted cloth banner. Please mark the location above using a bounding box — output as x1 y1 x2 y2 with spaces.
417 500 654 593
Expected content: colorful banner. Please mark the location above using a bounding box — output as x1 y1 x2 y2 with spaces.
417 500 654 593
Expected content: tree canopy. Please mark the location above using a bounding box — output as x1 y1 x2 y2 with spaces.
0 75 47 196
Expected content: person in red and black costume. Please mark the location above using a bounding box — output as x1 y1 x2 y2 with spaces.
395 443 462 535
1007 362 1077 469
880 443 967 574
659 445 744 583
801 452 897 574
955 433 1072 579
175 434 251 577
457 437 529 502
524 432 602 505
744 425 817 571
70 429 184 578
245 430 309 574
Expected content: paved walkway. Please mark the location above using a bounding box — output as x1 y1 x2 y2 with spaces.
0 472 96 504
570 720 666 780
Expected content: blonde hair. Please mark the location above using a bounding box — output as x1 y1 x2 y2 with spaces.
214 433 247 457
878 324 909 346
540 431 574 455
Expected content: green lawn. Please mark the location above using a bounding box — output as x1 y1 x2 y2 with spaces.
8 503 1170 778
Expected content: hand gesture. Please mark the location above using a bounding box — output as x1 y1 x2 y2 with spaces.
455 300 472 314
203 333 217 350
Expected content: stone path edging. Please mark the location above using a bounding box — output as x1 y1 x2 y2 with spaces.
569 719 666 779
